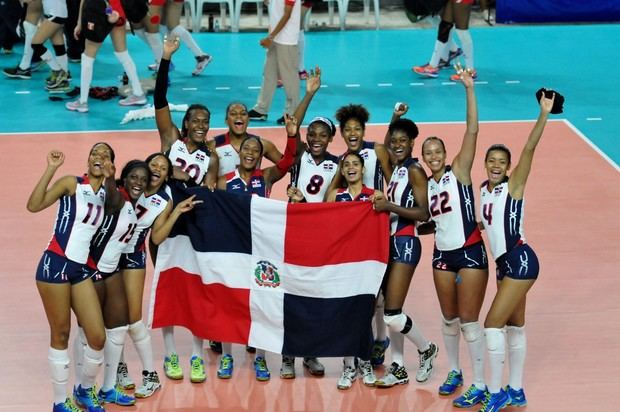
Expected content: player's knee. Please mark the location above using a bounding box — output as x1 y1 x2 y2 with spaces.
438 20 453 43
506 325 526 350
384 309 412 334
461 321 483 342
106 325 128 346
441 316 460 336
51 327 71 348
484 327 504 353
128 320 150 344
85 328 106 350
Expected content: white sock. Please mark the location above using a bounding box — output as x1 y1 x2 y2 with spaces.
373 293 387 341
162 326 177 357
192 335 203 358
388 330 404 366
114 50 143 96
56 52 68 72
19 21 37 70
429 40 447 67
82 345 104 389
461 322 486 390
405 319 430 352
171 25 203 57
222 342 232 357
343 356 355 368
102 326 128 392
506 325 526 390
485 327 505 393
80 54 94 104
442 316 460 372
297 30 305 71
134 27 147 42
448 29 459 53
128 320 154 372
145 32 163 64
455 28 474 69
48 347 70 405
41 50 61 71
72 327 87 386
255 349 266 359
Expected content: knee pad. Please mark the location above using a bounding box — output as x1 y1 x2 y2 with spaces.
129 320 150 344
384 309 412 334
461 322 483 343
484 328 505 353
53 44 66 56
506 325 526 350
438 20 453 43
106 325 128 346
441 316 460 336
31 43 47 60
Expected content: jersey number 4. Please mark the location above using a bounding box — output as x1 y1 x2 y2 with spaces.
482 204 493 225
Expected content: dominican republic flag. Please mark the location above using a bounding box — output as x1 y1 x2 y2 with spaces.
148 187 389 358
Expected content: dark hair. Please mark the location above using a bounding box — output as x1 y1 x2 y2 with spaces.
225 101 248 118
118 160 150 186
342 151 365 167
388 118 419 140
485 144 512 163
145 152 173 179
335 104 369 131
90 142 115 162
240 135 264 156
181 104 210 137
308 116 336 137
421 136 446 152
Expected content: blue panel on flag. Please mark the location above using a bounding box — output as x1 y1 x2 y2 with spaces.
281 294 374 358
168 182 252 254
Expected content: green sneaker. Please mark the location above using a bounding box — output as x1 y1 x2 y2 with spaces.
163 353 183 380
190 355 206 383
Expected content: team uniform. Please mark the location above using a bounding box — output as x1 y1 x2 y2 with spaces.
82 0 125 43
289 150 338 202
342 141 384 191
480 178 539 280
225 169 269 197
44 0 68 22
166 138 212 185
335 186 374 202
386 158 422 266
214 132 262 176
427 166 487 272
36 176 106 284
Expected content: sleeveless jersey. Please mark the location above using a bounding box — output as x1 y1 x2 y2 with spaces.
89 192 138 273
167 138 212 185
124 185 171 253
225 169 269 198
214 132 262 175
480 179 526 259
386 157 419 236
290 151 338 203
335 185 375 202
341 141 383 191
428 167 482 251
46 175 106 264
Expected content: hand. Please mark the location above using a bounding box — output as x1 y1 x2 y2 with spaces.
393 102 408 117
539 90 555 114
259 37 273 48
370 192 390 212
174 195 203 214
306 66 322 94
284 113 298 136
287 186 304 203
454 63 474 88
73 24 81 41
103 160 116 179
162 35 180 58
47 150 65 168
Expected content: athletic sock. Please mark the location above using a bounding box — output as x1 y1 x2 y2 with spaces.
48 347 70 404
128 320 155 372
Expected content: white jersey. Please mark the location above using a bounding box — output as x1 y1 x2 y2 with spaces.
386 158 418 236
480 179 526 259
167 139 212 185
46 175 106 264
124 185 172 253
428 167 482 251
214 132 263 175
90 196 138 274
289 151 338 203
43 0 68 18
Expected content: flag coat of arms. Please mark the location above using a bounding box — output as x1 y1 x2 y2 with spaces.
148 187 389 358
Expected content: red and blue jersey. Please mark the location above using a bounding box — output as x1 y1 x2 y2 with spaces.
124 185 171 254
290 150 339 203
334 185 374 202
341 141 384 191
225 169 269 198
167 138 212 185
214 132 262 176
386 157 419 237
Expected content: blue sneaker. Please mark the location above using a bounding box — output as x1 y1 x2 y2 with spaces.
506 385 527 407
370 338 390 366
438 370 463 395
98 386 136 406
52 398 81 412
453 384 487 408
73 385 105 411
478 389 510 412
254 356 271 381
217 354 234 379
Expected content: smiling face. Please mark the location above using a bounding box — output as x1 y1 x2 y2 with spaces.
485 149 511 187
87 143 113 177
342 118 365 152
341 153 365 185
184 108 210 145
239 138 262 170
306 122 333 159
226 103 249 137
124 166 149 201
389 130 413 164
148 154 170 190
421 138 447 176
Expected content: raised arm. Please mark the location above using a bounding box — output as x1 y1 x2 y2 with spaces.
375 143 394 184
264 114 298 186
27 151 75 213
103 161 125 215
202 152 219 190
451 67 478 184
383 102 409 147
509 92 555 199
155 36 182 153
291 66 322 156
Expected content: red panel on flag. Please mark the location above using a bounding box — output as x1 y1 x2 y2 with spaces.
152 267 252 344
284 202 389 266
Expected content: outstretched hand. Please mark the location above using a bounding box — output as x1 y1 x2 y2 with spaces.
175 194 203 214
103 160 116 179
306 66 322 94
284 113 298 136
539 91 555 114
393 102 409 117
454 63 475 88
162 35 181 59
47 150 65 168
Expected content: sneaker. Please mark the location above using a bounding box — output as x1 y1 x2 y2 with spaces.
277 79 283 88
276 116 286 125
412 64 439 78
48 80 72 94
438 47 463 69
192 54 212 76
337 364 357 390
370 338 390 366
163 353 183 380
416 342 439 382
298 70 308 80
30 60 43 72
217 354 233 379
135 370 161 398
254 356 271 381
375 362 409 388
2 66 31 79
303 357 325 376
246 345 256 353
248 109 267 121
479 389 510 412
45 69 68 88
450 69 478 82
119 94 147 106
52 398 82 412
98 386 136 406
453 384 487 408
116 361 135 390
73 385 105 411
65 99 89 113
506 385 527 407
190 355 206 383
439 369 463 396
358 359 376 386
280 356 295 379
209 341 223 353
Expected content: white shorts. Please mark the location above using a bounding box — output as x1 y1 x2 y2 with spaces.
43 0 68 19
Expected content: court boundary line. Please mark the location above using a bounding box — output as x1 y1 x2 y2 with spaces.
561 119 619 172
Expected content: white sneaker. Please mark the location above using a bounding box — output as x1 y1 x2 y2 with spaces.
280 356 295 379
116 361 135 390
65 99 89 113
375 362 409 388
358 359 376 386
337 365 357 390
134 370 161 398
119 94 147 106
416 342 439 383
192 54 212 76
